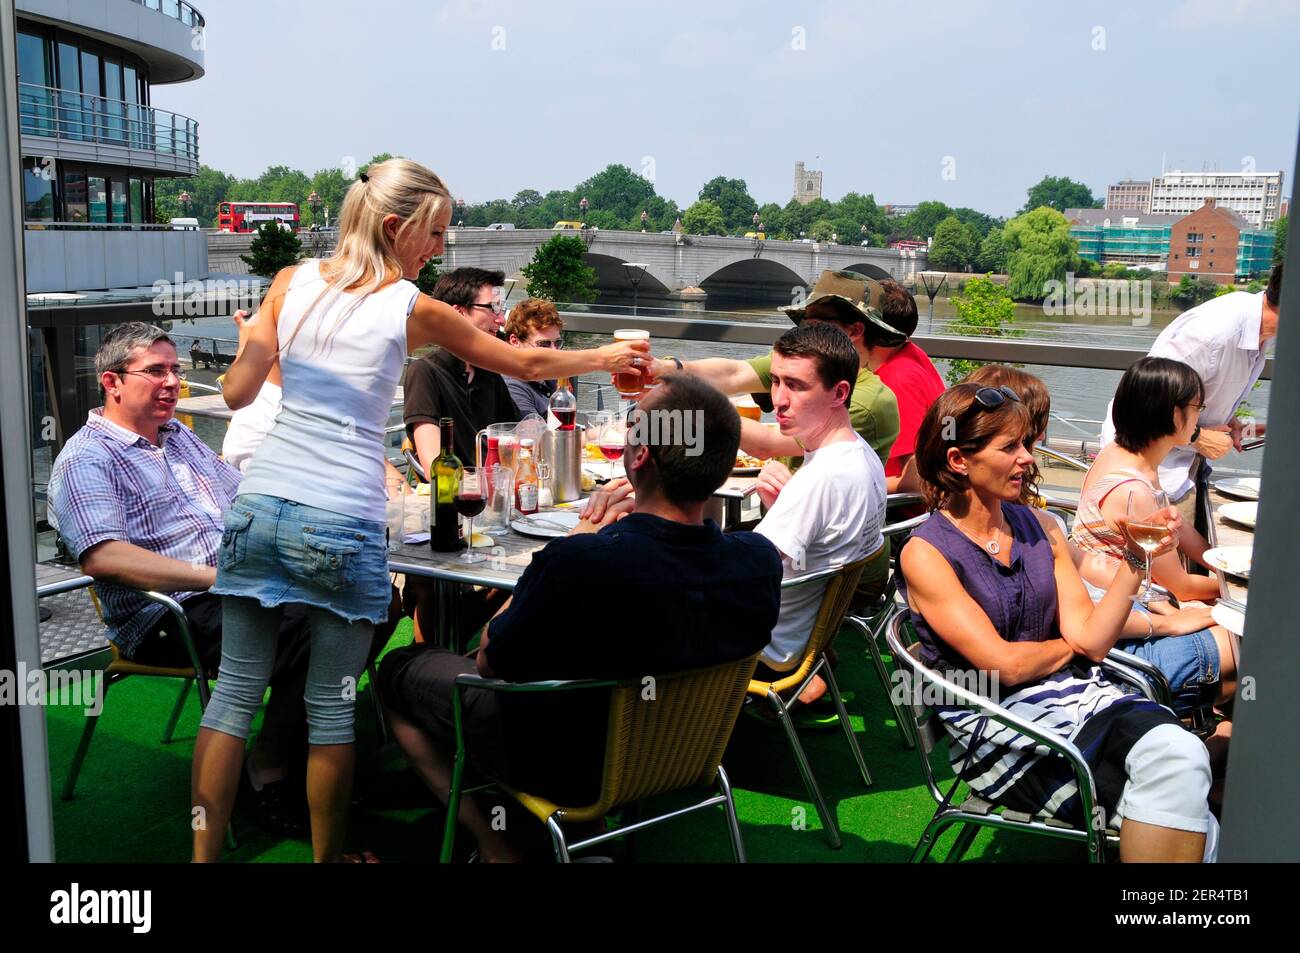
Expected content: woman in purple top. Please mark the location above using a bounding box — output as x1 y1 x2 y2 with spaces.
896 383 1217 862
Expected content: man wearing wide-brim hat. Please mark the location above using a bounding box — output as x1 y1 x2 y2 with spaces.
649 269 902 470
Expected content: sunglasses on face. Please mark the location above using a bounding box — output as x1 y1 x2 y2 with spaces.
466 302 505 315
531 338 563 349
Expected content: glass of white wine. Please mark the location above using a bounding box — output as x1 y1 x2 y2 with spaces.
1125 486 1171 606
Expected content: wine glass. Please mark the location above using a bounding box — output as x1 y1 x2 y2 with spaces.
455 467 487 564
598 414 627 480
1125 486 1171 606
585 411 612 479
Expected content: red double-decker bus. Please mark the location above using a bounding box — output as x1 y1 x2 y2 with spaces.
217 201 300 233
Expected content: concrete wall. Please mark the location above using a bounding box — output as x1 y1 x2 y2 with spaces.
24 226 206 292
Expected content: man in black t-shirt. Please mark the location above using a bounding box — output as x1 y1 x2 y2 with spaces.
403 266 521 471
380 376 781 861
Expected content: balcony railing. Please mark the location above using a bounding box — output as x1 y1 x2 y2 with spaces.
18 83 199 168
134 0 206 29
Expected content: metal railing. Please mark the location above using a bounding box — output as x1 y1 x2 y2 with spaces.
24 221 198 231
134 0 206 29
18 83 199 169
552 309 1275 379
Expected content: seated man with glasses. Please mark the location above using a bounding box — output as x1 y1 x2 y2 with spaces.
46 322 320 838
403 267 521 472
402 268 521 639
501 298 566 417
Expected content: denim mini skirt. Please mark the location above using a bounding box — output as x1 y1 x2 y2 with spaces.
211 493 391 625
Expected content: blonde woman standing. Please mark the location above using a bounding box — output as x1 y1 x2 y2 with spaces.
191 159 647 862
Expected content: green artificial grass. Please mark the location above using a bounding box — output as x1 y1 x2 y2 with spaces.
44 618 1075 863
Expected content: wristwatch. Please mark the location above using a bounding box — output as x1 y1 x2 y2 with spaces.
663 356 683 372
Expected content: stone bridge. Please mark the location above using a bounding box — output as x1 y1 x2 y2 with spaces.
207 228 928 304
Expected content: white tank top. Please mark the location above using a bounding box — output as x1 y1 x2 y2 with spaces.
238 260 418 522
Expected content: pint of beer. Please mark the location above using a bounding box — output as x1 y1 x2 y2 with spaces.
732 395 762 421
613 329 650 398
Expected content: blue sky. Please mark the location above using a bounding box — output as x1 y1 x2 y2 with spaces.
151 0 1300 216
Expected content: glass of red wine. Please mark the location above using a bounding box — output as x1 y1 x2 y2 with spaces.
455 467 487 564
598 417 626 479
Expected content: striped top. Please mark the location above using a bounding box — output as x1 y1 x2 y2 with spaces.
47 409 241 656
1069 467 1152 569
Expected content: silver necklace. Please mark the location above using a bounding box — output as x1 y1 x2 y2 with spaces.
944 510 1004 555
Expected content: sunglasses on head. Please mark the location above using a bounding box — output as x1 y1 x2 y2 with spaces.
973 385 1021 410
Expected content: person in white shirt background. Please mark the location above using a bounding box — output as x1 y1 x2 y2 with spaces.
751 321 887 704
1101 262 1283 554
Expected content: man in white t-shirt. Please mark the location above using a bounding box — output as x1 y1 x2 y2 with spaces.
753 322 887 687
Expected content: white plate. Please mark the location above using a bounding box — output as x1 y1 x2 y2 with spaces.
1203 546 1252 579
1218 501 1258 529
1211 602 1246 636
1215 477 1261 501
510 511 581 538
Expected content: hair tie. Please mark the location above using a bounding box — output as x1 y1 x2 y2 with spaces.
359 172 369 183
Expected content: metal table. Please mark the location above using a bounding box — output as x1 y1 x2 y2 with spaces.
1203 486 1252 671
36 563 109 672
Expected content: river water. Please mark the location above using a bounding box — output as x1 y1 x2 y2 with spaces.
166 289 1271 477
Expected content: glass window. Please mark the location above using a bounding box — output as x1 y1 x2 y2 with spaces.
18 31 48 85
18 32 53 136
130 178 144 223
103 58 125 144
88 175 108 223
22 158 55 221
80 51 101 141
57 42 83 141
63 169 87 222
111 179 127 223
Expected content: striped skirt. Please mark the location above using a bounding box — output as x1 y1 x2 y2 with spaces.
938 664 1182 825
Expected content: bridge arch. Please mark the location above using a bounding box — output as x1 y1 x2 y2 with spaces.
582 253 672 295
840 261 894 281
699 258 808 303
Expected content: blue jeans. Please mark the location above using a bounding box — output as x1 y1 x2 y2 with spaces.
212 494 392 626
206 493 391 744
201 597 373 745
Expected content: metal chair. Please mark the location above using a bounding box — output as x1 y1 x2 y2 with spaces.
845 511 931 751
59 589 211 801
440 656 758 863
746 555 873 849
885 611 1121 863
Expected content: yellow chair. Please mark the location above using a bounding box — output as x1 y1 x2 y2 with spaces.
747 554 874 849
61 589 211 800
440 656 759 863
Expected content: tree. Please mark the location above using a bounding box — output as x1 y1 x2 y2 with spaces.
521 235 597 303
682 199 727 236
900 201 954 240
1274 215 1288 265
976 227 1008 273
307 166 350 226
698 176 759 234
153 165 234 227
929 215 978 271
1020 175 1101 214
240 222 302 277
1003 206 1080 300
756 202 784 236
944 275 1020 384
415 258 443 295
1169 274 1219 307
572 164 658 225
